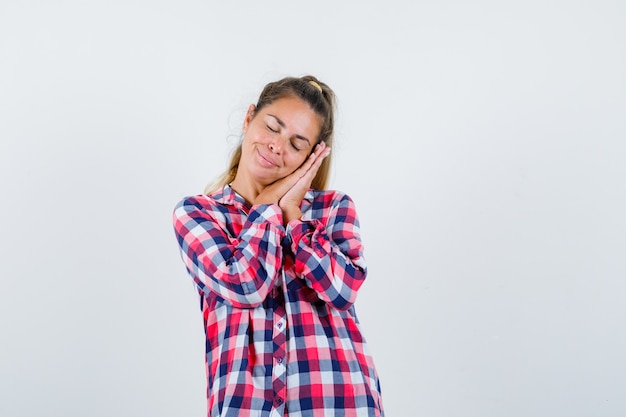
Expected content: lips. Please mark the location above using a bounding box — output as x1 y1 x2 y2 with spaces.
256 148 279 168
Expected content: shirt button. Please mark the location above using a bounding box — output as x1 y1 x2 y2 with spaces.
277 357 283 363
277 322 283 328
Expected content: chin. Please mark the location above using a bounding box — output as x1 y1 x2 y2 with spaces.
249 172 280 187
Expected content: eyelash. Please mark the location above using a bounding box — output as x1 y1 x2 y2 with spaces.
266 125 302 151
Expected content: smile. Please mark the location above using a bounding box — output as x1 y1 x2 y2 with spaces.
256 149 279 168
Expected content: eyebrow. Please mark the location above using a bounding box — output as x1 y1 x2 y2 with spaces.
267 114 312 146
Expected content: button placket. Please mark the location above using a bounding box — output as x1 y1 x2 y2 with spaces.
271 286 287 413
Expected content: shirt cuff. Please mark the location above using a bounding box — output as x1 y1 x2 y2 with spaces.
286 218 322 252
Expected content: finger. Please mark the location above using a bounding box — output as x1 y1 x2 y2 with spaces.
301 146 331 182
313 141 327 158
302 143 328 172
294 148 320 177
312 145 330 165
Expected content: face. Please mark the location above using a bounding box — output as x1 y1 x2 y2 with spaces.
238 96 321 186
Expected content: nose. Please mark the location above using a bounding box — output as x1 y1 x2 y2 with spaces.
268 137 285 153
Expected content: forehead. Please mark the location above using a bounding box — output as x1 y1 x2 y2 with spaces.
260 96 321 137
261 96 315 117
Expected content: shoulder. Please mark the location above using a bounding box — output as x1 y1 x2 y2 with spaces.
175 194 214 210
175 185 234 210
307 189 355 206
302 189 359 222
173 192 232 219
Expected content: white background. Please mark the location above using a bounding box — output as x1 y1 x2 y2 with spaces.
1 1 625 416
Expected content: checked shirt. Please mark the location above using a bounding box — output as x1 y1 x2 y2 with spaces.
173 185 384 417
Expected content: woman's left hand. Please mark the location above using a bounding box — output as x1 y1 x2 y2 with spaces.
279 142 331 223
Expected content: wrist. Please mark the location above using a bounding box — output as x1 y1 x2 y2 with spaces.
280 205 302 226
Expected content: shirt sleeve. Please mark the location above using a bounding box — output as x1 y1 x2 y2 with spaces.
286 192 367 311
173 196 285 309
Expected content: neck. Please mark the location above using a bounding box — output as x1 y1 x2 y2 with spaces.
230 173 264 206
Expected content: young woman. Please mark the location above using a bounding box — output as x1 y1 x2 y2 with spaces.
173 75 384 417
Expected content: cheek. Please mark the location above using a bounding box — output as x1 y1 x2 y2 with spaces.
284 156 306 174
288 153 310 171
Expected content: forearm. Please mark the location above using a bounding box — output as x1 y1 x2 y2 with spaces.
280 205 302 226
285 193 367 310
287 218 367 311
174 198 286 308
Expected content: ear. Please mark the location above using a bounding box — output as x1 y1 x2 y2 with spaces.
243 104 256 132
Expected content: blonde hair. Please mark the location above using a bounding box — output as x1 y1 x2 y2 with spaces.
205 75 336 195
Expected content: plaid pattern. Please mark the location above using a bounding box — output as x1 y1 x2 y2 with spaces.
173 185 384 417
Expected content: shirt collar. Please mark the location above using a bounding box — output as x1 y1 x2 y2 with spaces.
210 184 248 208
211 184 315 208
